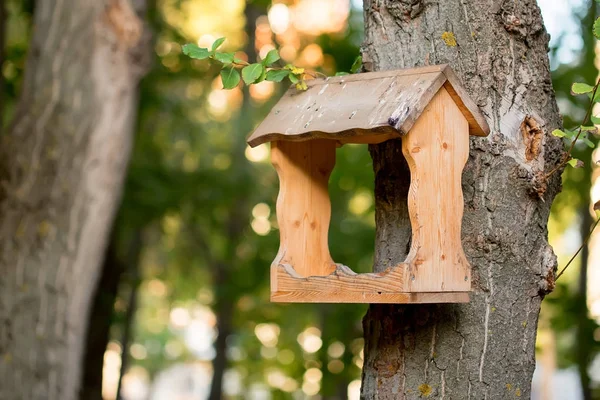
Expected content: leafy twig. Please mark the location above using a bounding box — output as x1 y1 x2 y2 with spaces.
550 15 600 283
546 81 600 179
182 38 360 91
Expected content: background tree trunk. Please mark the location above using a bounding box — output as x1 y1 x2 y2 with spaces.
361 0 562 398
0 1 149 399
207 4 261 398
576 208 593 400
79 234 124 400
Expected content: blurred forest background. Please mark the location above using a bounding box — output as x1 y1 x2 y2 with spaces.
2 0 600 399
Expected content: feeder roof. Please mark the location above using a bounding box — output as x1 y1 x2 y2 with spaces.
247 64 490 147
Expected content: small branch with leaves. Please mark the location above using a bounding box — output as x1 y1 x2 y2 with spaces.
546 81 600 178
544 67 600 281
182 38 361 91
546 11 600 177
548 80 600 281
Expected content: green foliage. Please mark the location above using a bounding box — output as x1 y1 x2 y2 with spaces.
241 63 265 84
571 82 594 94
183 39 315 90
261 49 280 66
220 67 241 89
265 69 289 82
552 129 568 138
211 37 226 51
214 52 235 64
350 55 362 73
549 79 599 174
593 16 600 39
182 44 210 60
183 39 364 92
581 135 595 148
287 71 299 83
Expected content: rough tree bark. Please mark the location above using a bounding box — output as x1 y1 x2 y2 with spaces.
0 1 149 399
361 1 562 398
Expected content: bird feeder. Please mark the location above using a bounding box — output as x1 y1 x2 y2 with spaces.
247 65 490 304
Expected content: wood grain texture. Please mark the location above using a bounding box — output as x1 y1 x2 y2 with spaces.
247 65 489 147
268 88 474 301
441 66 490 137
272 291 469 304
272 264 469 303
402 87 471 292
270 140 337 278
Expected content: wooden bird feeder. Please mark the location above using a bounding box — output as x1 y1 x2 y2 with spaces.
247 65 490 304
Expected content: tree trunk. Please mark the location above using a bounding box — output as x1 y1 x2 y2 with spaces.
116 252 141 400
361 1 562 399
0 1 149 399
79 233 124 400
208 4 260 398
0 0 6 135
209 275 234 400
576 208 593 400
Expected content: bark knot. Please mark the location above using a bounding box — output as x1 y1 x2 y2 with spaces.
385 0 424 22
104 0 143 48
521 115 543 162
503 14 526 37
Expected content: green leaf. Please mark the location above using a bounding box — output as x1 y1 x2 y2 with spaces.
564 129 577 138
262 49 280 66
582 137 596 148
591 116 600 125
594 17 600 40
234 58 246 64
242 63 264 85
220 67 241 89
256 66 267 83
212 37 226 51
266 69 289 82
214 52 235 64
335 72 350 76
182 44 210 60
571 82 594 95
350 55 362 74
587 90 600 102
552 129 567 138
288 73 299 84
568 158 584 168
581 125 598 132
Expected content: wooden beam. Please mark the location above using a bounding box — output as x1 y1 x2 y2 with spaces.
270 140 337 278
271 264 469 303
402 87 471 292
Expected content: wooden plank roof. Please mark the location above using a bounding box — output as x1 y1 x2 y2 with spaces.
247 64 490 147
